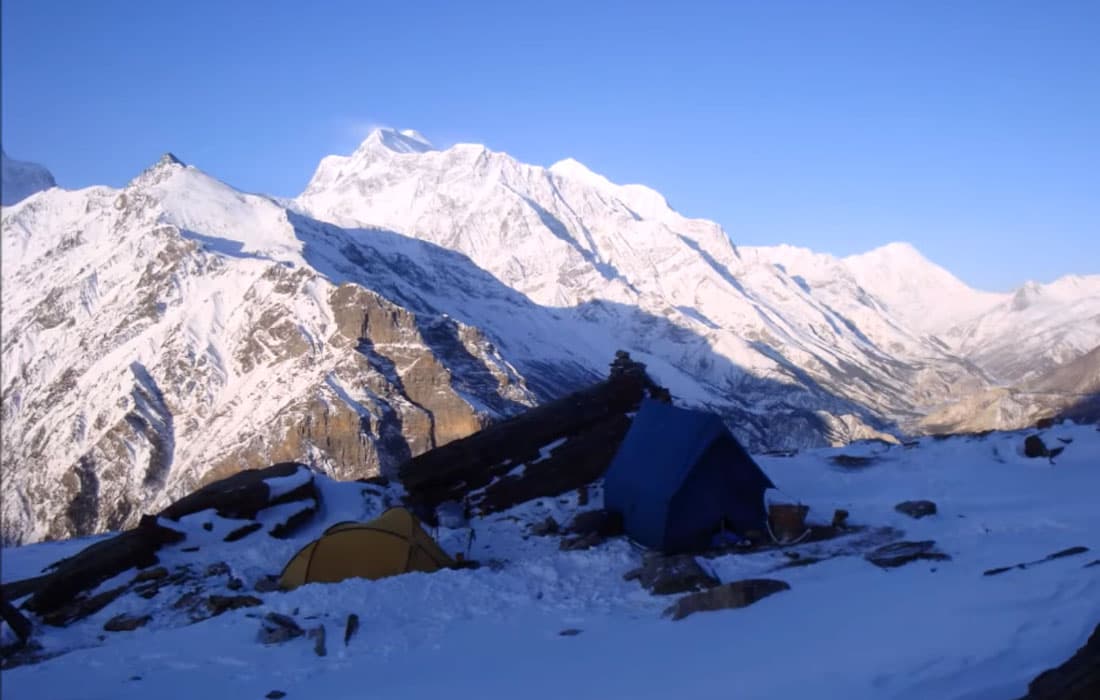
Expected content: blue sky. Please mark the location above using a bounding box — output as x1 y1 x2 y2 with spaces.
3 0 1097 291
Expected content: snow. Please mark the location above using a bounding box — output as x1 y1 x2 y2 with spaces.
3 422 1098 699
263 466 314 501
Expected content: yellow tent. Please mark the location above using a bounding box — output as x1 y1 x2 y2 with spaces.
278 507 456 590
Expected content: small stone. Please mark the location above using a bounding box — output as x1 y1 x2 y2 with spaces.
227 577 244 591
132 566 169 583
831 509 850 528
866 541 950 569
130 676 142 682
202 522 213 532
309 625 327 657
895 500 937 519
103 614 151 632
344 614 360 646
624 553 720 595
559 532 605 551
559 628 582 636
205 562 230 577
566 509 624 537
530 516 560 537
266 692 287 699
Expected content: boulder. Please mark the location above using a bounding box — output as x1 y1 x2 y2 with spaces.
223 522 263 542
40 586 127 627
831 509 850 528
254 576 281 593
866 541 950 569
132 566 169 583
268 501 317 539
663 579 791 621
23 515 184 615
1024 435 1049 458
103 614 151 632
895 500 938 519
160 462 316 522
559 532 606 551
566 509 624 537
624 554 720 596
529 516 560 537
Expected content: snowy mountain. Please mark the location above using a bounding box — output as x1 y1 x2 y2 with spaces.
2 129 1098 545
1 150 56 206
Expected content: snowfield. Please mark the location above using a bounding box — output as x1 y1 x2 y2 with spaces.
3 422 1098 700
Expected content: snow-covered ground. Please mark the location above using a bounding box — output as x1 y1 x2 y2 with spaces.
3 422 1098 700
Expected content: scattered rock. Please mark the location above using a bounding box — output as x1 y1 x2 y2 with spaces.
1035 417 1056 430
227 578 243 591
577 485 589 507
180 546 200 553
309 625 327 657
663 579 791 621
40 586 128 627
103 614 151 632
258 612 303 645
223 522 263 542
559 628 582 636
130 676 142 681
172 591 203 611
1085 559 1100 569
202 522 213 532
831 509 850 528
132 566 169 583
830 454 877 469
205 562 230 577
266 691 287 699
566 509 624 537
206 595 262 616
344 614 360 646
624 554 720 595
984 546 1090 576
1024 434 1049 458
865 541 950 569
254 575 281 593
895 500 938 519
529 516 560 537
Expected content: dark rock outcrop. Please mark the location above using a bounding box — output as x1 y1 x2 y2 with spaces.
865 540 950 568
1018 622 1100 700
159 462 315 521
1024 435 1049 458
259 613 304 645
565 509 624 538
103 613 151 632
663 579 791 621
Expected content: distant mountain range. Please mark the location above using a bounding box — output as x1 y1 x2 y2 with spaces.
2 131 1097 544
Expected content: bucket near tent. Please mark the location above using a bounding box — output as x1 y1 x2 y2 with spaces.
768 503 809 543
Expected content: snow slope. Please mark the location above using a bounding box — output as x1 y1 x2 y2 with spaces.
1 150 56 206
3 422 1098 699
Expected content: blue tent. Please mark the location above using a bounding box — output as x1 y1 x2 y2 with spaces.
603 399 775 552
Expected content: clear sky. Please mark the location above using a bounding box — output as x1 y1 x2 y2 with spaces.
2 0 1097 291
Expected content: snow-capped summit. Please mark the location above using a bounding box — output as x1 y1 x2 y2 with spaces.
362 127 436 155
1 149 57 206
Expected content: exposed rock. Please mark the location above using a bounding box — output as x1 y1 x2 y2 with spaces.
344 614 360 646
895 500 938 519
103 613 151 632
0 598 32 643
205 562 230 578
984 546 1090 576
530 516 560 537
254 576 281 593
663 579 791 621
40 586 127 627
1018 622 1100 700
23 515 184 615
624 554 720 596
830 454 878 469
566 509 624 537
309 624 327 657
223 522 263 542
559 532 606 551
259 612 303 645
267 500 317 539
559 628 582 636
161 463 315 522
227 578 243 591
1024 435 1049 458
266 692 287 700
206 595 262 616
132 566 169 583
831 509 850 528
865 541 951 569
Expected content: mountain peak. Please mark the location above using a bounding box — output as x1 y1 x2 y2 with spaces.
1 149 57 206
359 128 435 155
158 152 186 167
